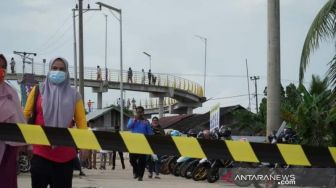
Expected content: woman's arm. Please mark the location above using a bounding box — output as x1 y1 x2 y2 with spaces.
23 86 36 120
74 99 87 129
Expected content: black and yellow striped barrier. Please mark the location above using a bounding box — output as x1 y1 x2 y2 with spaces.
0 123 335 167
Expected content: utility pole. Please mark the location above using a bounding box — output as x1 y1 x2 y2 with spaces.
72 6 78 89
96 2 124 130
13 51 36 74
76 1 101 100
104 14 108 81
267 0 281 136
78 0 84 101
245 59 251 111
26 57 34 74
250 76 260 113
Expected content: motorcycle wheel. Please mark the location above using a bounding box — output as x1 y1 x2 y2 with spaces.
173 162 183 176
192 164 209 181
159 159 170 175
184 161 199 179
168 157 178 174
180 161 191 178
207 167 219 183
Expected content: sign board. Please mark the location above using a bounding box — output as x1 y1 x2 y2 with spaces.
210 103 220 131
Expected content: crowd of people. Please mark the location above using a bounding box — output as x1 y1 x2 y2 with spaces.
96 66 159 86
128 68 159 85
0 54 167 187
127 106 164 181
0 55 90 188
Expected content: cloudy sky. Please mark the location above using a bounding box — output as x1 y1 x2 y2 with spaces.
1 0 334 114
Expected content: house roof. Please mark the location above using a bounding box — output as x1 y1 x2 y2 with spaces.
86 106 131 122
164 105 247 132
159 114 193 129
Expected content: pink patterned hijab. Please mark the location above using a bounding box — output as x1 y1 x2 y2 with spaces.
0 82 26 165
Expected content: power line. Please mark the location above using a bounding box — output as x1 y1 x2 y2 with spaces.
210 94 250 100
159 72 306 84
32 13 73 52
37 25 73 54
38 13 97 55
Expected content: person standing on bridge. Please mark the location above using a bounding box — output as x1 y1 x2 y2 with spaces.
24 57 89 188
10 57 15 74
127 67 133 83
127 106 153 181
148 69 152 85
152 75 157 85
97 66 102 80
141 69 145 84
0 54 26 188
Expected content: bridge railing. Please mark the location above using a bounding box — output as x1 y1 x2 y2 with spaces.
138 98 177 109
90 97 176 112
9 62 204 98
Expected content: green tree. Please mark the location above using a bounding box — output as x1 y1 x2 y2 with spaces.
282 76 336 146
300 0 336 86
295 84 336 146
232 109 265 135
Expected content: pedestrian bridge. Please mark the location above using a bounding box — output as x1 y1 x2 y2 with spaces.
6 62 206 115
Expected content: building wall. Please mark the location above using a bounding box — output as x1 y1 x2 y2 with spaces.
89 109 130 131
104 113 111 128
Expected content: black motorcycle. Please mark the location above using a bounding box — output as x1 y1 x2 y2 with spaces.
207 159 233 183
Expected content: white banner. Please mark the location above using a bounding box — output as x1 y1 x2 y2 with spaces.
210 103 220 131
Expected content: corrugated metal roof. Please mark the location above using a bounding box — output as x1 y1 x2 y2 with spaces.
159 114 194 129
86 106 132 122
86 107 113 122
166 105 246 132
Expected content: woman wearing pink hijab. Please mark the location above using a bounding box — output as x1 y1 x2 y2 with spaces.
0 54 26 188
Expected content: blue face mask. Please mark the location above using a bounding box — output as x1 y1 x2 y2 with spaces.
48 71 66 84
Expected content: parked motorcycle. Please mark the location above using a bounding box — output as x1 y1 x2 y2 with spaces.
173 156 192 176
207 159 233 183
192 158 212 181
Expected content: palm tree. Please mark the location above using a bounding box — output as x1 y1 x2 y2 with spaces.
280 76 336 146
299 0 336 85
309 75 329 94
296 83 336 146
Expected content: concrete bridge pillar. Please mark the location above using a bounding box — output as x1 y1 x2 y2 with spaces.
92 82 108 110
187 107 193 115
97 92 103 110
159 96 164 118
